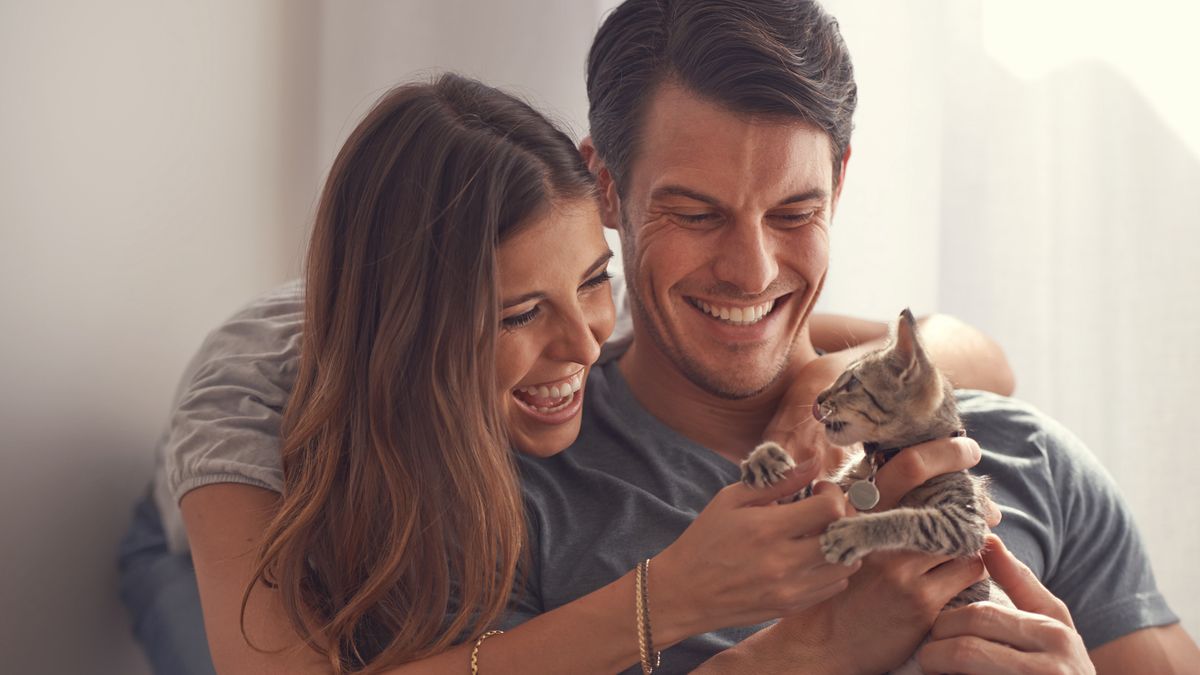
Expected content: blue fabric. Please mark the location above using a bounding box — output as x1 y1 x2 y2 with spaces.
118 486 216 675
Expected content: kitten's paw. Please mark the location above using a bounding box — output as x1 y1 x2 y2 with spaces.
740 442 796 489
821 519 868 565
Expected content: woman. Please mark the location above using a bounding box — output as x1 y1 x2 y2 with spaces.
147 74 1014 674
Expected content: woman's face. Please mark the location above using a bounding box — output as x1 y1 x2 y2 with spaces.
496 198 616 457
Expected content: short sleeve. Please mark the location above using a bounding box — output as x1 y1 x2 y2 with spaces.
1038 420 1179 649
962 391 1179 650
152 280 303 552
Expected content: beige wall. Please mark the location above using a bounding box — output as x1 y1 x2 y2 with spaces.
0 1 605 672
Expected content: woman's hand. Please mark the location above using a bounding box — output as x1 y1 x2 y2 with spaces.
917 535 1094 675
650 473 860 644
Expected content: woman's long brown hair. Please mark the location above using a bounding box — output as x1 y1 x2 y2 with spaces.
242 74 594 672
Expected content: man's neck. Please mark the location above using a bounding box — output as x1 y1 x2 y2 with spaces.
617 329 819 465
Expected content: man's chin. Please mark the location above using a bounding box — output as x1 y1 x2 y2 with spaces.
680 359 787 401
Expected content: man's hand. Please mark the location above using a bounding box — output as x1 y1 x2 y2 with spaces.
917 535 1095 675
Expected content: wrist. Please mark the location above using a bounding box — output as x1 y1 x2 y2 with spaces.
644 551 707 648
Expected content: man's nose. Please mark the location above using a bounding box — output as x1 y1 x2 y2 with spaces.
713 220 778 295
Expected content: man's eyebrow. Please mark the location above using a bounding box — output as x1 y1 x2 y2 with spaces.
650 185 829 207
779 188 829 205
649 185 722 206
501 250 615 309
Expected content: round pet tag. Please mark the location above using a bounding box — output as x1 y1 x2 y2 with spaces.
847 480 880 511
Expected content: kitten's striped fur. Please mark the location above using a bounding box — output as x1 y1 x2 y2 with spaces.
741 308 1011 674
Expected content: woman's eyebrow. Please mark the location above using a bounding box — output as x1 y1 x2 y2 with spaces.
581 250 615 280
501 251 615 309
502 290 544 309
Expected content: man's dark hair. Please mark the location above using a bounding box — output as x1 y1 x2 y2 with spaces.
586 0 857 194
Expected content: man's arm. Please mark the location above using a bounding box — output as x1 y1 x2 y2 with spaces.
1090 624 1200 674
920 536 1200 674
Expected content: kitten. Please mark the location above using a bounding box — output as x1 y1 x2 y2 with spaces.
741 308 1010 673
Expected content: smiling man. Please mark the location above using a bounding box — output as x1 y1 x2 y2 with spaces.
500 0 1194 672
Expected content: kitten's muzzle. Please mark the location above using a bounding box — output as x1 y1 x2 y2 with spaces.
813 401 835 423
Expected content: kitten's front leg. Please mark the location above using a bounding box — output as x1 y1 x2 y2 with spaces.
740 442 796 489
821 506 987 565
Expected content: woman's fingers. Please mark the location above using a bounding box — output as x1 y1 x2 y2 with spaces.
873 436 982 510
772 481 847 537
726 466 815 507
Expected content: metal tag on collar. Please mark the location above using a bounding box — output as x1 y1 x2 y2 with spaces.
848 463 881 511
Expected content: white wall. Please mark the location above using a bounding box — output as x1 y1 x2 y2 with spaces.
0 2 316 672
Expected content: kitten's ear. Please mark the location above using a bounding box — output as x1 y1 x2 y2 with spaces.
891 308 925 379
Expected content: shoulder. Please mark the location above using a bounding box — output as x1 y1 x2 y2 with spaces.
955 390 1107 484
161 281 304 511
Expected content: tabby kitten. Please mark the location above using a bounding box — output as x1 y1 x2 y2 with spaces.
741 309 1010 671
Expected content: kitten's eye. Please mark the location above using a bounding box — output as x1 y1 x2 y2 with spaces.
844 375 860 390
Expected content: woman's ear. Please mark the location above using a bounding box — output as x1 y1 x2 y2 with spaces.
579 136 621 231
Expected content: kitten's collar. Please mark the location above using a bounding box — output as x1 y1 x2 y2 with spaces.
864 428 967 468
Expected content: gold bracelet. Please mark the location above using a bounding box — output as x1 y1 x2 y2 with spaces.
635 558 661 674
470 629 503 674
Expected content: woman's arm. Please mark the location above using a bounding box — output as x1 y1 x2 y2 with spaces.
184 473 854 674
809 312 1015 395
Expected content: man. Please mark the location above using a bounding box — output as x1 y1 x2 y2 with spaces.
506 0 1189 671
122 1 1193 673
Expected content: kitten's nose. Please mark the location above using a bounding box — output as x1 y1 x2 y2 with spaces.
812 401 824 422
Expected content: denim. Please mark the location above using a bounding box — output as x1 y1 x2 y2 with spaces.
118 486 216 675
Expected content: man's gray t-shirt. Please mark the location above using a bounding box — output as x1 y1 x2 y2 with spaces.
508 360 1178 673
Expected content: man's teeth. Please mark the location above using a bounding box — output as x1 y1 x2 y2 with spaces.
694 298 775 325
516 373 583 400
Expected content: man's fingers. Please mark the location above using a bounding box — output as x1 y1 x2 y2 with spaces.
873 436 981 510
920 553 987 607
983 496 1002 527
931 601 1059 653
981 535 1074 627
917 635 1026 675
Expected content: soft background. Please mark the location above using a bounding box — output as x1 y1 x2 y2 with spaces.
1 1 1196 672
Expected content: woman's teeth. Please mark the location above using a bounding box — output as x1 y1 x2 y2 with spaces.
692 298 775 326
515 373 583 400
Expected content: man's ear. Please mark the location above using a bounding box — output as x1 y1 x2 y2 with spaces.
831 143 851 215
580 135 622 231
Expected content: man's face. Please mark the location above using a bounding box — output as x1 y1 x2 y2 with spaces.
610 83 841 399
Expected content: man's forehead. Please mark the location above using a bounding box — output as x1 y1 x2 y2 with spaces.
631 83 835 204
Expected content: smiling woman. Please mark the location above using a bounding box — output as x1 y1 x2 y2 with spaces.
496 200 616 457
